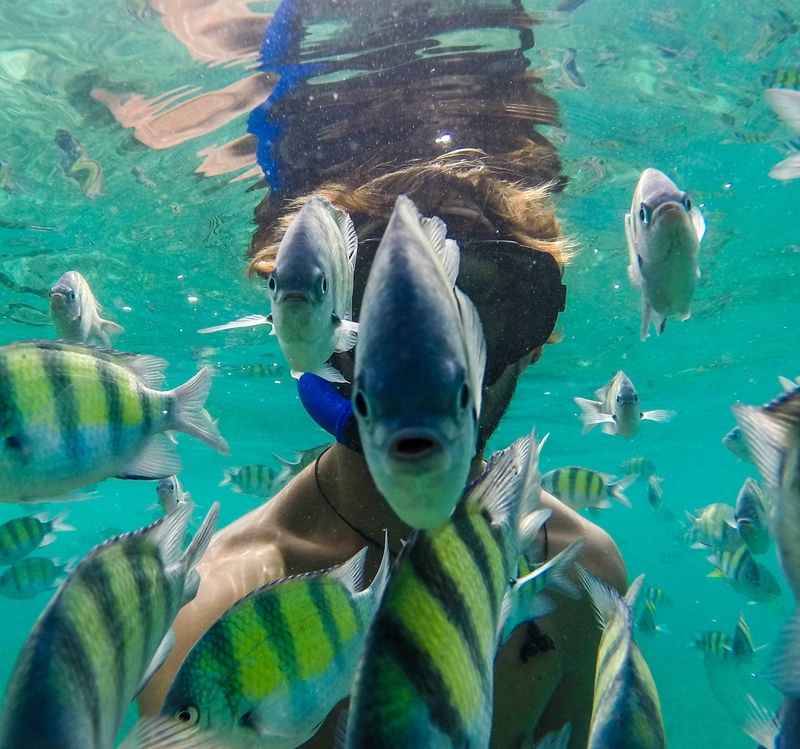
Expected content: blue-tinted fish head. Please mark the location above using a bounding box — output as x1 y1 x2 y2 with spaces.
354 352 477 530
613 372 640 438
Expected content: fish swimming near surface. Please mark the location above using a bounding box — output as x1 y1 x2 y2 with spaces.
706 545 782 610
345 432 584 749
541 466 634 511
159 540 390 749
199 196 359 383
219 463 276 498
353 195 486 529
625 168 706 340
0 556 74 598
0 501 219 749
734 477 771 555
579 570 666 749
0 509 75 564
684 503 742 552
0 339 230 503
54 129 105 200
49 271 125 347
723 425 754 463
765 88 800 180
574 371 674 438
154 476 191 516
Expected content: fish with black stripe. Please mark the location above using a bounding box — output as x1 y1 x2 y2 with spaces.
157 539 390 748
0 509 75 564
0 339 230 503
219 463 276 498
0 555 75 598
579 569 666 749
344 431 585 749
0 501 219 749
541 466 634 511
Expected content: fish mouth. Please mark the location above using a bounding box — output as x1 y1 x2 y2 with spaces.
279 291 310 304
388 429 444 463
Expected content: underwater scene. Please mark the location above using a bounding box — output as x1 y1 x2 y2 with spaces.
0 0 799 746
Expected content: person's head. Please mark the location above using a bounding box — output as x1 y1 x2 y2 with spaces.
248 147 571 457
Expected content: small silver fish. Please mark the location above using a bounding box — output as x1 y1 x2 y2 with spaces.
625 168 706 340
722 425 754 463
154 476 191 516
49 271 124 347
765 88 800 180
353 196 486 529
734 477 771 555
574 371 674 438
198 196 359 383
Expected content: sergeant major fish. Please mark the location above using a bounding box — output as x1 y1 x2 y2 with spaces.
625 168 706 340
684 503 741 552
0 340 230 503
199 196 359 383
574 371 674 438
160 541 390 749
579 570 666 749
345 432 585 749
0 510 75 564
219 463 276 498
734 477 771 555
49 271 125 347
269 443 331 493
706 545 782 610
0 502 219 749
0 556 74 599
541 466 634 511
352 195 486 529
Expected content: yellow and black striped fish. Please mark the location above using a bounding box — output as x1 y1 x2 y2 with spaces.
0 555 73 598
761 69 800 90
580 570 666 749
346 432 584 749
694 630 735 660
219 463 276 498
0 340 229 503
706 545 782 610
0 502 219 749
541 466 634 511
0 510 74 564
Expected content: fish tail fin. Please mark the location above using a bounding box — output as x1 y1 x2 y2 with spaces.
218 469 233 487
608 473 635 507
180 502 220 605
49 509 76 533
536 537 587 600
647 473 664 499
732 402 791 489
169 368 231 456
532 723 572 749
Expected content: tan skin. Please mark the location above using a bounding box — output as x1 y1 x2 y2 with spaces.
140 357 627 749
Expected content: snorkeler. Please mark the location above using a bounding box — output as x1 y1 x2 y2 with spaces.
139 1 627 747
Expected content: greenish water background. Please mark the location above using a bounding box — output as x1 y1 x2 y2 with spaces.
0 0 797 745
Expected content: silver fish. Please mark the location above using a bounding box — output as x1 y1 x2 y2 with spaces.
353 195 486 529
49 271 124 347
0 502 219 749
198 196 358 383
155 476 191 516
574 371 674 438
723 425 754 463
625 168 706 340
766 88 800 180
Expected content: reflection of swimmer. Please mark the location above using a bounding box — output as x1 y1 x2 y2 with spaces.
139 2 627 747
54 129 104 200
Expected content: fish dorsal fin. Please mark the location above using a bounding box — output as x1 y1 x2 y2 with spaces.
420 215 460 286
578 564 634 633
330 202 359 269
519 431 547 519
470 434 531 530
454 287 486 416
148 501 194 568
625 572 646 611
732 402 791 490
135 628 175 697
330 546 368 594
334 708 349 749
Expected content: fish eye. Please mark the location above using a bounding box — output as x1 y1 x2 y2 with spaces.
174 705 199 726
321 276 328 294
268 276 277 292
69 292 76 301
638 203 651 225
616 394 622 403
458 382 470 410
353 390 369 419
168 482 175 492
682 194 692 211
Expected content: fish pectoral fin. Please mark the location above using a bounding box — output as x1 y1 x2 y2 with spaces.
690 206 707 241
642 409 675 423
100 318 125 337
310 361 348 383
640 298 653 341
707 569 726 578
656 314 668 336
455 287 487 414
334 709 349 749
197 313 272 335
419 213 460 286
333 319 358 352
116 434 182 480
135 628 175 697
118 718 235 749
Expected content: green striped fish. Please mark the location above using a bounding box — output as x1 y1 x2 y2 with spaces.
0 340 230 503
219 463 276 498
0 509 75 564
579 570 666 749
694 630 734 660
0 556 74 598
0 501 219 749
159 541 390 748
706 545 783 610
541 466 634 511
345 432 584 749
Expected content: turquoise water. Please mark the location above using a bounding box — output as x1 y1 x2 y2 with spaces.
0 0 798 746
